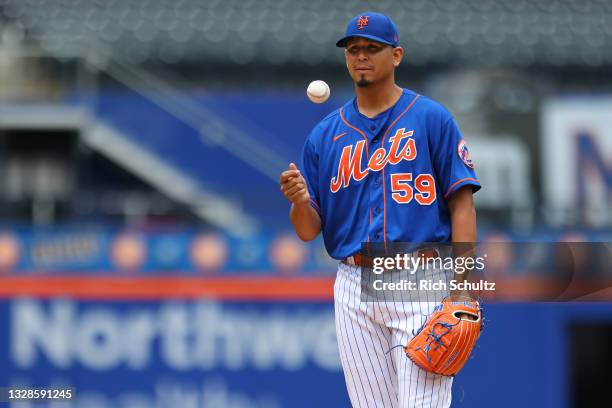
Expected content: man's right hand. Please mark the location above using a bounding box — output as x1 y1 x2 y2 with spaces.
281 163 321 241
280 163 310 205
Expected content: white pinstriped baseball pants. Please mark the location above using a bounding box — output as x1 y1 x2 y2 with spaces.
334 262 453 408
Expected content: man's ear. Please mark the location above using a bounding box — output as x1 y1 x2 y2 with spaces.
393 46 404 67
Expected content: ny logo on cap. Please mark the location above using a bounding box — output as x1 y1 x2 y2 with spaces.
357 15 369 29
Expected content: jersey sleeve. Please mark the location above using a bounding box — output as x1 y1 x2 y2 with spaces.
300 137 321 216
432 115 481 200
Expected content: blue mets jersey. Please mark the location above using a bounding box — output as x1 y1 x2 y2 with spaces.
301 88 481 260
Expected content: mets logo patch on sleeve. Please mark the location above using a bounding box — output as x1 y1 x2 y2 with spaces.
457 139 474 169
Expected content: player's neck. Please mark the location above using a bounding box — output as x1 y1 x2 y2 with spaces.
355 81 403 119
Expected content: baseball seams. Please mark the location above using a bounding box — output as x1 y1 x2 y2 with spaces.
335 262 453 408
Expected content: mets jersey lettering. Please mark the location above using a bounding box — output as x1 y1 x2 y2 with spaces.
330 128 416 193
301 89 481 259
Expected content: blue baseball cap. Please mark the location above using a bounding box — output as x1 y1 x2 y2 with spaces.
336 12 399 48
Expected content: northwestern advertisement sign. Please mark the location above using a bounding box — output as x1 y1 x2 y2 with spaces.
0 299 347 408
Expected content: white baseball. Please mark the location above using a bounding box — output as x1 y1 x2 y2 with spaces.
307 80 330 104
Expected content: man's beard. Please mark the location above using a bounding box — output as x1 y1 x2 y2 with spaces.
356 76 372 88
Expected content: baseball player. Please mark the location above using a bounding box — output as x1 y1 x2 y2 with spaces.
280 11 481 408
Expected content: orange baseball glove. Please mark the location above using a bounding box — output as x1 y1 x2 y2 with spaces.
405 297 483 376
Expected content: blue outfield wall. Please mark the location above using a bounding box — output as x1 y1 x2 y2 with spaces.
1 226 608 275
0 299 346 408
2 299 611 408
